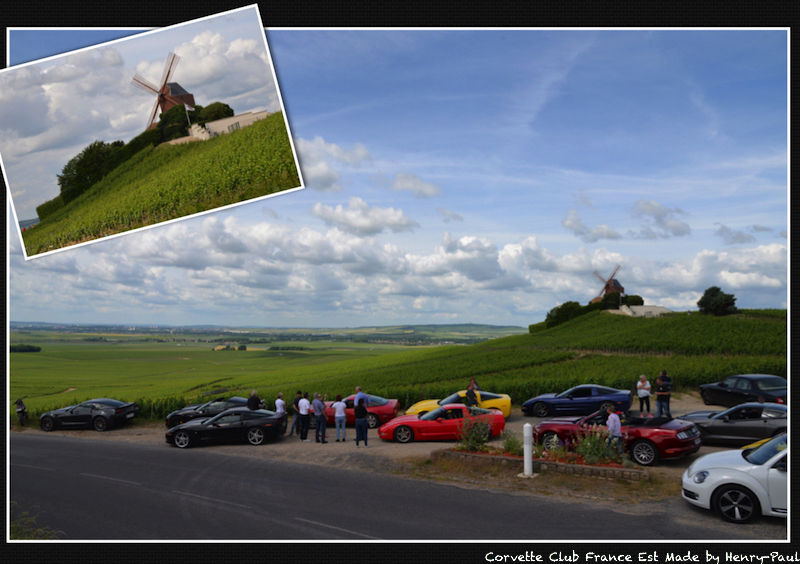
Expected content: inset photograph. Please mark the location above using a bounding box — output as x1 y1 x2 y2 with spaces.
1 5 303 259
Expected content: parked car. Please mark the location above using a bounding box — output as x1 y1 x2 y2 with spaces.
521 384 633 418
309 394 399 429
681 433 787 523
533 410 701 466
378 404 506 443
679 403 786 446
40 398 139 432
405 390 512 418
165 407 288 449
165 396 248 428
699 374 786 407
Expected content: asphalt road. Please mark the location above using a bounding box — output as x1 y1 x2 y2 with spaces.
9 433 787 541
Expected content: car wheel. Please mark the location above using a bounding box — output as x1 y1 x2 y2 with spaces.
599 401 614 413
92 416 108 432
40 416 54 432
713 485 760 523
168 417 183 428
630 439 659 466
367 413 379 429
541 431 561 450
532 402 550 418
174 430 192 449
701 389 713 405
394 425 414 443
247 427 266 446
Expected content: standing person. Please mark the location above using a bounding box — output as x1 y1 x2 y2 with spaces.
354 397 370 448
312 393 328 443
274 392 286 435
354 386 369 408
636 374 653 418
289 390 302 436
332 394 347 442
469 377 480 391
605 405 623 458
247 390 262 410
655 377 671 418
465 383 478 407
659 370 672 417
298 392 312 442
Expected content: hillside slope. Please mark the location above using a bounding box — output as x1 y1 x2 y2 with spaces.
22 112 299 256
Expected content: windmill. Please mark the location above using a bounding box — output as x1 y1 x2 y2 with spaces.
591 264 625 303
131 52 196 130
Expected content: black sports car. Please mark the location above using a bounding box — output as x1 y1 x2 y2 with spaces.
40 398 139 432
165 396 248 428
699 374 786 407
680 402 787 446
165 407 288 449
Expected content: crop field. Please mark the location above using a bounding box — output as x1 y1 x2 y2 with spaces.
9 310 786 422
22 112 300 256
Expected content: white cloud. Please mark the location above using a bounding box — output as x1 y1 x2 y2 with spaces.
391 173 441 198
715 224 756 245
437 207 463 223
630 199 691 239
561 209 622 243
310 197 419 236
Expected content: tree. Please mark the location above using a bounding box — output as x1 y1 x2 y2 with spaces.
623 294 644 307
157 104 200 141
545 301 584 328
198 102 234 123
57 140 124 204
697 286 738 316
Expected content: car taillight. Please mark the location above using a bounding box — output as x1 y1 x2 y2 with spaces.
116 408 125 414
778 398 785 404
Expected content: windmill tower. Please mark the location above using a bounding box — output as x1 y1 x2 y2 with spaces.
131 52 196 130
591 264 625 303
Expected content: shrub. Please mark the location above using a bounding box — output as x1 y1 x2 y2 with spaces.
10 344 41 353
457 417 491 452
501 430 524 456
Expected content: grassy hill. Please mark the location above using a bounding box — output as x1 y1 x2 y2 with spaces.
10 311 785 419
22 112 299 256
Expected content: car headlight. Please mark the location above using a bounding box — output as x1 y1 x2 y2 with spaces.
692 471 709 484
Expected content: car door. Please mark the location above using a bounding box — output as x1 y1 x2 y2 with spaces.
711 377 740 406
709 406 766 443
60 403 95 428
344 397 356 424
767 454 787 514
199 413 244 444
568 387 595 413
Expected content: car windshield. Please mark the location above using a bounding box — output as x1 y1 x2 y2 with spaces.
744 434 787 465
555 387 578 398
421 407 448 421
439 393 463 405
753 376 786 391
368 396 388 406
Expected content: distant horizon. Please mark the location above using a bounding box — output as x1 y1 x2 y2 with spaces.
9 320 529 330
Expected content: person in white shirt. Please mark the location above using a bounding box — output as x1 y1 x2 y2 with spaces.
298 392 312 442
636 374 652 418
331 394 347 442
275 392 286 435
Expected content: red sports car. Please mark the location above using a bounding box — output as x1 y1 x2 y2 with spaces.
378 404 506 443
309 394 399 429
533 410 702 466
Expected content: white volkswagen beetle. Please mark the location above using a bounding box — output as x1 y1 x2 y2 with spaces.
681 433 787 523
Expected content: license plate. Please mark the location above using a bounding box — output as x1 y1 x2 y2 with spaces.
693 438 701 445
126 412 135 418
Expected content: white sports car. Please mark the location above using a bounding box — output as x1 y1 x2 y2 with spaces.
681 433 787 523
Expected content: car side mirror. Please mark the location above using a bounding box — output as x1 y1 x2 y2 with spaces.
774 459 787 472
436 417 443 422
723 415 730 422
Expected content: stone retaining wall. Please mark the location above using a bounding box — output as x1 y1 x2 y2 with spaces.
431 449 650 481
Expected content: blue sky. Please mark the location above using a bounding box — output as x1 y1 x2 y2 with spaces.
0 5 285 225
6 27 788 328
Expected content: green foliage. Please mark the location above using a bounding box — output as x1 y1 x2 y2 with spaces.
35 195 65 221
528 321 547 334
23 113 300 256
198 101 234 123
10 502 65 540
457 417 491 452
58 140 125 204
501 430 524 456
575 425 620 463
545 301 584 328
698 286 738 316
10 344 41 352
157 103 200 141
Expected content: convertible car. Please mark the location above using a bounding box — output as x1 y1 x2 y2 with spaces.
166 407 288 449
679 403 786 446
378 404 506 443
533 410 701 466
309 394 399 429
165 396 248 428
40 398 139 432
699 374 786 407
521 384 633 417
405 390 512 418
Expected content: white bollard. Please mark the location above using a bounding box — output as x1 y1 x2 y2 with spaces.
523 423 532 476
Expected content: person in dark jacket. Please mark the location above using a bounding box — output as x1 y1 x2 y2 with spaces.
355 398 370 448
247 390 262 410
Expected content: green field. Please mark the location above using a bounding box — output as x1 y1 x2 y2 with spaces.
9 310 786 421
22 112 300 256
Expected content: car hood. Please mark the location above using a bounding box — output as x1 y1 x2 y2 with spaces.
167 404 203 418
169 417 212 430
686 448 750 475
382 414 420 427
41 406 76 417
538 415 585 425
525 393 557 403
406 399 441 412
681 410 719 421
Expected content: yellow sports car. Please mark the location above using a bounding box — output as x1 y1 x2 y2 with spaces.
405 390 512 418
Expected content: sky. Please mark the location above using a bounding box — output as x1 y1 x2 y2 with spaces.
5 27 789 328
0 5 283 222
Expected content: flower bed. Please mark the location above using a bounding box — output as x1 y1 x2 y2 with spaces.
431 448 651 482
